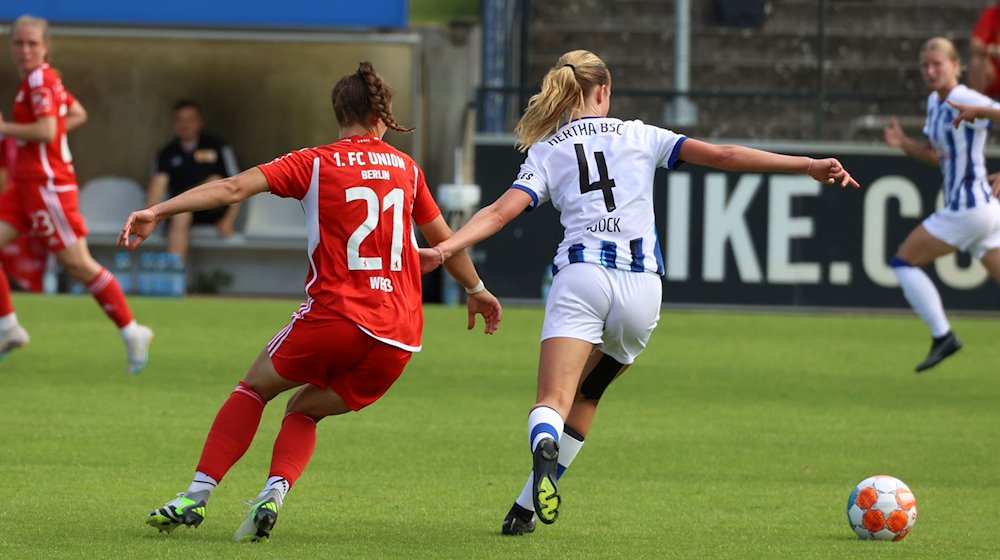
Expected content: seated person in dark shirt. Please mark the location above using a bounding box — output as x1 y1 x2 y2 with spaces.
147 100 240 259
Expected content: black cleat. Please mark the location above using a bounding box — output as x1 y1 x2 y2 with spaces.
915 331 963 373
532 438 561 525
501 502 537 535
146 493 208 533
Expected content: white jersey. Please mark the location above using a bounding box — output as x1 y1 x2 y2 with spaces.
922 84 999 211
511 117 686 276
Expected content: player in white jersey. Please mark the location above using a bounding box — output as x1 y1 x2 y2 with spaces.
883 37 1000 372
418 50 859 533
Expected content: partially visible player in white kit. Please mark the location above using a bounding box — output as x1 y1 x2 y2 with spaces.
883 37 1000 372
0 15 153 371
418 49 860 534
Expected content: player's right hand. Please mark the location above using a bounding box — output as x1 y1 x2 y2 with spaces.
118 209 159 250
947 99 980 127
809 157 860 189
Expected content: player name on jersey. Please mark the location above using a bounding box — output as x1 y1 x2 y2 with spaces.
332 151 407 169
546 120 625 146
331 150 406 182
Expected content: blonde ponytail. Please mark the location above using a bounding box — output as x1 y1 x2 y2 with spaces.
514 50 610 152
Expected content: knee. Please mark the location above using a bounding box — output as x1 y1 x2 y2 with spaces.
62 257 100 283
284 389 348 420
284 399 326 421
579 354 625 400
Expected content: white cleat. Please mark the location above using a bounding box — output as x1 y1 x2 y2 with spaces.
124 324 154 374
233 489 282 543
0 324 30 359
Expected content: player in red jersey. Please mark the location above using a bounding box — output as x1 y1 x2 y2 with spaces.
122 61 502 542
0 15 153 371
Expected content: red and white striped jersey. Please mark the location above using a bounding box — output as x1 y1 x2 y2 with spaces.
10 63 76 186
258 134 441 351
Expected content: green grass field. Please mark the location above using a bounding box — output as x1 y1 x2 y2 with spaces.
0 294 997 559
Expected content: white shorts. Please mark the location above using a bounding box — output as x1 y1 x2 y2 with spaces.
541 262 662 365
922 198 1000 259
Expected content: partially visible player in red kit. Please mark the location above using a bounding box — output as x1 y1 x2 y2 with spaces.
121 61 503 543
0 15 153 370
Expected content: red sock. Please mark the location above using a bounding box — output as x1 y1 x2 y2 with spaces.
0 267 13 317
86 268 134 328
269 412 318 486
196 381 267 482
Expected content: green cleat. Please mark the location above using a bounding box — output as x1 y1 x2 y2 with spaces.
146 492 208 533
233 489 282 543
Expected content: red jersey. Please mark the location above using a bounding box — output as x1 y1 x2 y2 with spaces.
974 5 1000 46
258 134 441 351
11 64 76 186
0 135 15 173
974 5 1000 95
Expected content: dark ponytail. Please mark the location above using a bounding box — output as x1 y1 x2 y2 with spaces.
331 61 413 133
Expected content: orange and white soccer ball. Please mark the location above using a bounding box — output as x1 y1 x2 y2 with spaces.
846 475 917 541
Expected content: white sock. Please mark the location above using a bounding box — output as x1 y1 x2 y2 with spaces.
893 263 951 337
515 428 585 511
0 313 18 330
527 406 564 452
257 475 290 503
119 319 139 338
186 471 218 496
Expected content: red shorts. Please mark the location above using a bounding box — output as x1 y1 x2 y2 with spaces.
0 182 88 251
267 313 413 411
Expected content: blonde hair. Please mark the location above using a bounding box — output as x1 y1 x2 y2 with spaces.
514 50 610 152
11 15 51 62
921 36 961 79
12 14 50 43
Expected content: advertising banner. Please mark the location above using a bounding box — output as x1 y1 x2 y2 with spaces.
473 137 999 310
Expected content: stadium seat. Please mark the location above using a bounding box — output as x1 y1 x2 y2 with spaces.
243 193 306 240
79 176 147 235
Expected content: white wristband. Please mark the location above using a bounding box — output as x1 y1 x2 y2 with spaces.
465 280 486 295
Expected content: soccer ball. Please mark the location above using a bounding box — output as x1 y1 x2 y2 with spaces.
846 475 917 541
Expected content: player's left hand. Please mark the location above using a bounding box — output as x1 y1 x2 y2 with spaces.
118 209 160 250
809 157 860 189
989 171 1000 197
948 100 980 127
418 247 444 274
466 289 502 334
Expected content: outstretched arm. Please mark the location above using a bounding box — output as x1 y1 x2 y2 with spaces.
948 99 1000 127
417 214 502 334
119 167 269 249
419 187 534 273
882 116 938 167
677 138 860 187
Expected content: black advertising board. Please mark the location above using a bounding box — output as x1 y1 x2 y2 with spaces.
472 136 999 310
